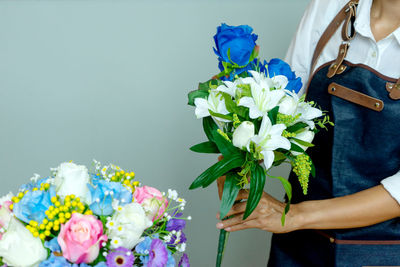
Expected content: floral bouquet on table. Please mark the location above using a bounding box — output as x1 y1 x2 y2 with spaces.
187 23 333 266
0 160 190 267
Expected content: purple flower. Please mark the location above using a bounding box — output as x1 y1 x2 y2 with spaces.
166 219 186 232
167 232 187 246
148 239 168 267
106 247 135 267
178 253 190 267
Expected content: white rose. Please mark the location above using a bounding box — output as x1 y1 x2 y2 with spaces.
0 206 47 267
54 162 90 203
232 121 255 149
291 130 315 156
278 95 298 116
107 203 152 250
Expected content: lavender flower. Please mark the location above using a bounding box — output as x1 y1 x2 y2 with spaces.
106 247 135 267
148 239 169 267
166 219 186 232
178 253 190 267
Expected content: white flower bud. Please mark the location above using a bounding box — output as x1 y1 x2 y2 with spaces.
232 121 255 149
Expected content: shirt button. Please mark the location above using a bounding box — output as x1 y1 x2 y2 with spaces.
371 51 377 58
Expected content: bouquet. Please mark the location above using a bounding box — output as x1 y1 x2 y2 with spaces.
0 160 190 267
187 24 333 266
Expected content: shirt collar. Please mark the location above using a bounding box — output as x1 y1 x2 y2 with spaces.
354 0 400 45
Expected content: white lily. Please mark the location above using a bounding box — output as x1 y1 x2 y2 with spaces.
291 129 315 156
296 102 323 129
194 90 231 122
250 115 291 169
238 71 285 119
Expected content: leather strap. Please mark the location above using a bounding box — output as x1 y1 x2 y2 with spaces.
310 0 359 74
316 230 400 245
328 82 384 112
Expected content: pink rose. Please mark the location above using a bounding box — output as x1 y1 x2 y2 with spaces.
58 213 107 264
133 186 168 221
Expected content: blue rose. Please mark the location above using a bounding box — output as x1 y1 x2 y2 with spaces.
88 178 132 216
264 58 302 93
13 187 56 223
214 23 258 67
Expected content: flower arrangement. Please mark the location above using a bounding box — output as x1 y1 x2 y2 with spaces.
0 160 190 267
187 23 333 266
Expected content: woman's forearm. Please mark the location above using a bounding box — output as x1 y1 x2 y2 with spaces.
292 185 400 230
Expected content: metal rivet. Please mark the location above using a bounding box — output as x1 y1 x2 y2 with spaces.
375 102 380 108
331 64 337 69
339 65 345 71
329 237 335 243
340 49 345 54
388 84 394 89
331 87 336 92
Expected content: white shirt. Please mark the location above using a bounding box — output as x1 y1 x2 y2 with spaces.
285 0 400 203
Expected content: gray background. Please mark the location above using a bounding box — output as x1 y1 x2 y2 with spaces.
0 0 309 266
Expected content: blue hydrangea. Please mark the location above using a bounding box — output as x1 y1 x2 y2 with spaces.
136 236 152 265
13 187 56 223
88 178 132 216
39 254 71 267
44 237 61 252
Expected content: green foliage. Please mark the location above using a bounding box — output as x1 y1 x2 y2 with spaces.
190 141 220 154
208 109 233 121
286 122 309 133
243 164 266 219
211 130 241 157
291 137 314 147
202 117 219 142
189 153 245 190
290 142 305 153
267 106 280 125
219 172 241 219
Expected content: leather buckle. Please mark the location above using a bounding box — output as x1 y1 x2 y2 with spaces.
386 81 400 100
327 43 349 78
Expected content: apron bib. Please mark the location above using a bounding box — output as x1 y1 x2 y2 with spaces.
268 1 400 266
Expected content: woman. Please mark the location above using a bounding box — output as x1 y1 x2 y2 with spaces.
216 0 400 265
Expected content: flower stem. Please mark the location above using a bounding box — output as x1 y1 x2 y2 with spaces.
216 216 232 267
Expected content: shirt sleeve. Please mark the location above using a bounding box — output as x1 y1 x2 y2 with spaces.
381 171 400 204
285 0 343 96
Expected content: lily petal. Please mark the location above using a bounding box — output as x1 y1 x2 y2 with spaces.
194 98 210 119
261 150 275 170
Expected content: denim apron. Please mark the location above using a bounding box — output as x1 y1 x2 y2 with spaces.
268 1 400 266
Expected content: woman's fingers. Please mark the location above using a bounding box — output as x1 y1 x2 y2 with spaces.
216 213 245 229
236 189 249 200
225 202 247 218
225 219 259 232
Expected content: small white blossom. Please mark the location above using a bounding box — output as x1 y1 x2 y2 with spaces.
177 243 186 252
167 189 178 200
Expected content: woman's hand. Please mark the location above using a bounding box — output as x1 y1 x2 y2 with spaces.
216 190 300 234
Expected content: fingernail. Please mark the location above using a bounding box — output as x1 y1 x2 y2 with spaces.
216 223 223 229
225 227 231 232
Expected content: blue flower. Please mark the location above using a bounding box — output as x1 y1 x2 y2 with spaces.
219 59 260 81
136 236 152 265
44 237 61 252
88 178 132 216
214 23 258 67
39 254 71 267
263 58 302 93
13 187 56 223
166 250 175 267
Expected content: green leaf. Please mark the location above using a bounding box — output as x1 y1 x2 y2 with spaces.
209 109 233 121
189 154 245 190
310 157 316 178
243 164 266 219
203 117 219 142
187 90 209 106
190 141 219 154
211 130 241 157
267 174 293 225
290 142 305 153
267 106 280 125
222 93 236 113
291 137 315 147
220 172 241 219
286 122 308 133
